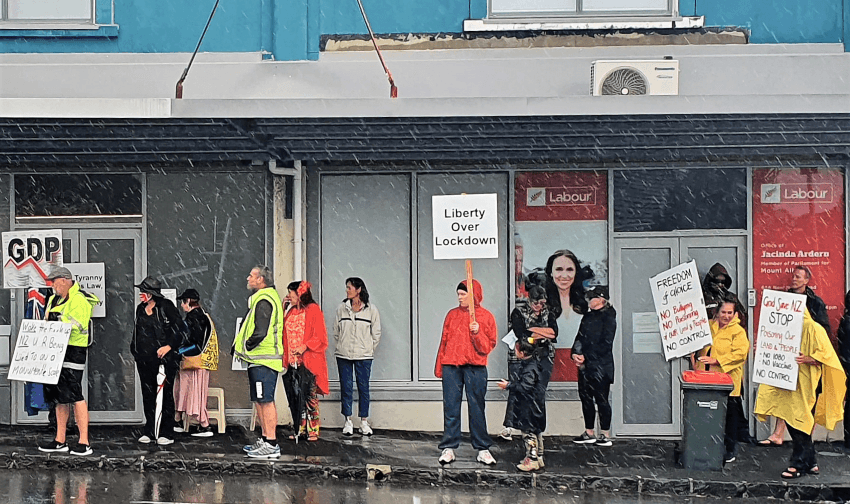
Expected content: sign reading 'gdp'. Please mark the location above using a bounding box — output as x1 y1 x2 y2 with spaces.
752 289 805 391
2 229 63 288
432 194 498 260
649 261 712 361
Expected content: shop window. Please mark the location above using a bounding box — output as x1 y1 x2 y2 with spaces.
0 0 118 38
514 171 608 382
613 168 747 232
15 174 142 220
491 0 671 18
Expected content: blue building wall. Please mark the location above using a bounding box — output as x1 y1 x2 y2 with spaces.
0 0 845 58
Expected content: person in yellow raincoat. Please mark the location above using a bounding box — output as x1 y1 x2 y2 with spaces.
754 308 846 479
696 294 749 464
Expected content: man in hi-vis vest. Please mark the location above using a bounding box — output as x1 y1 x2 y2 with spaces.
38 266 99 456
233 265 284 459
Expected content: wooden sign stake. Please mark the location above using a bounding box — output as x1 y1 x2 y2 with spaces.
465 259 476 323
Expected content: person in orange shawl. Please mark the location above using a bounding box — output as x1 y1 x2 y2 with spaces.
754 308 846 479
434 279 498 466
696 294 749 464
282 281 329 441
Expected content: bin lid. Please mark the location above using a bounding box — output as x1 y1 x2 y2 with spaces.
680 371 734 390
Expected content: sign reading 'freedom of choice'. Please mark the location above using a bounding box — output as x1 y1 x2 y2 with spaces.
432 194 498 260
752 289 805 391
649 261 712 361
7 320 72 385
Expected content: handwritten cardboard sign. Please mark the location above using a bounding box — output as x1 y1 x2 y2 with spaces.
7 319 73 385
752 289 805 391
649 261 712 361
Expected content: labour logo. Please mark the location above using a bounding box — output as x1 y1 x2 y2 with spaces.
527 188 546 207
761 184 780 204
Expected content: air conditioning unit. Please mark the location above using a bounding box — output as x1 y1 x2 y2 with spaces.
590 60 679 96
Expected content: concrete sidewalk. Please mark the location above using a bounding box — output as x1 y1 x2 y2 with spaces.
2 424 850 502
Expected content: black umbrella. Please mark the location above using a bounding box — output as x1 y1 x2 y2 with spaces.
282 363 314 443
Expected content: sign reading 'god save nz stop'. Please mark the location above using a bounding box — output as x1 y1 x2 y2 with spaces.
432 194 498 260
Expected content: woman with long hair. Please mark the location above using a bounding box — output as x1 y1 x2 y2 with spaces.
282 281 329 441
334 277 381 436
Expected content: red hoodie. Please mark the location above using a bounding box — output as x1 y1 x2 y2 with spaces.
434 279 498 378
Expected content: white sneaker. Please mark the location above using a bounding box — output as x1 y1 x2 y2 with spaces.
477 449 496 466
499 427 512 441
438 448 455 465
243 438 264 453
138 435 152 444
156 437 174 446
342 419 354 436
173 426 185 433
247 441 280 459
359 419 373 436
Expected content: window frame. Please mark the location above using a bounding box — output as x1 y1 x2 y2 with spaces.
0 0 117 37
488 0 674 20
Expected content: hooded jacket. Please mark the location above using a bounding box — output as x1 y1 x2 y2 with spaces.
697 314 748 396
434 279 498 378
702 263 747 327
754 309 846 433
45 282 99 348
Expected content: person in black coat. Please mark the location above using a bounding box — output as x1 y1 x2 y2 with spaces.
130 276 188 445
571 285 617 446
499 338 545 472
703 262 747 328
503 286 558 442
837 290 850 451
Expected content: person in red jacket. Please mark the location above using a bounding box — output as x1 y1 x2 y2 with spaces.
434 279 498 466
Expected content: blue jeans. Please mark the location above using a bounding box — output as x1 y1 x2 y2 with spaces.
336 358 372 418
439 364 491 451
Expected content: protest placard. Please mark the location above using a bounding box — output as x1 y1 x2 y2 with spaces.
64 263 105 318
2 229 63 288
7 319 73 385
649 260 712 361
432 194 498 260
752 289 806 391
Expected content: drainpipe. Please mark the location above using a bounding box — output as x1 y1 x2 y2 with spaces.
269 159 303 280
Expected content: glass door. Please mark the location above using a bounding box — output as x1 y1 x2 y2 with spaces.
14 228 143 424
612 234 747 437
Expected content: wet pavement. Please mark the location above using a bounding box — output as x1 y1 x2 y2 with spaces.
1 424 850 502
0 468 765 504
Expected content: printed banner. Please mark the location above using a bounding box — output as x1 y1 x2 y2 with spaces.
753 168 845 339
64 263 106 318
2 230 63 288
649 261 712 361
515 171 608 381
752 289 805 391
432 194 498 260
7 319 72 385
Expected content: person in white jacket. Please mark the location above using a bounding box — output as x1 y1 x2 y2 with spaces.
334 277 382 436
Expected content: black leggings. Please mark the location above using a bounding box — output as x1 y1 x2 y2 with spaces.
578 372 612 431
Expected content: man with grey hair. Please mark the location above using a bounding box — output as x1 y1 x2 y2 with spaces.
39 266 99 456
234 265 285 459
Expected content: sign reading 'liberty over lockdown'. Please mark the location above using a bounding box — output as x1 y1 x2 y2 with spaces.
432 194 498 260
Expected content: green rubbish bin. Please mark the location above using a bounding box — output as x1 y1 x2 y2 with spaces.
679 371 734 471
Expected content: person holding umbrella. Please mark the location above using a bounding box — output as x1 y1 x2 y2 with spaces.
234 265 285 459
130 276 188 446
282 281 329 442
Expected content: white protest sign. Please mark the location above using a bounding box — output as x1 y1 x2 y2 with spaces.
432 194 498 260
64 263 105 318
232 317 249 371
2 229 63 288
649 261 712 361
7 319 73 385
752 289 806 391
